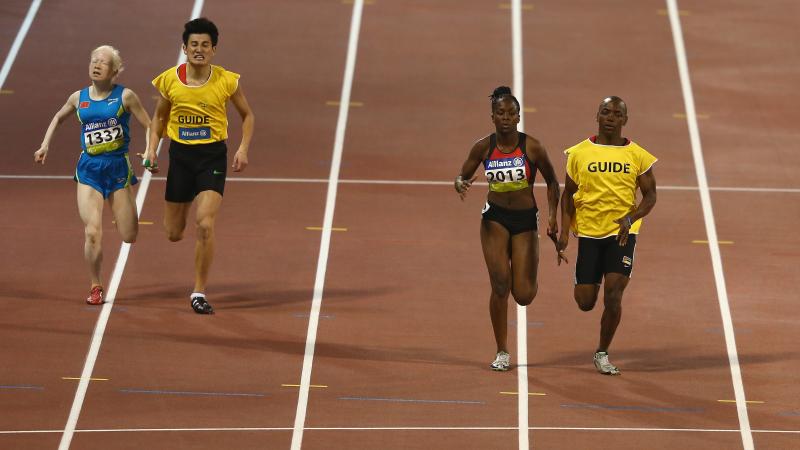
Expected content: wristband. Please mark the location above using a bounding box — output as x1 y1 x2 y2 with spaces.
625 216 633 227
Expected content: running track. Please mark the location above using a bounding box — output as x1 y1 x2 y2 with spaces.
0 1 798 449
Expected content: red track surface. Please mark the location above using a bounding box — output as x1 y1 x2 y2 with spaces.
0 1 798 449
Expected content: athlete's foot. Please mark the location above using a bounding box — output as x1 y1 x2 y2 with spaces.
190 294 214 314
86 286 104 305
490 351 511 371
593 351 620 375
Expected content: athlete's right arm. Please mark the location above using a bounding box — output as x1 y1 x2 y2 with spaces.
34 91 79 164
455 138 487 201
142 95 172 170
556 174 578 266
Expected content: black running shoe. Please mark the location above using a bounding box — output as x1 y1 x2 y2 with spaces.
190 295 214 314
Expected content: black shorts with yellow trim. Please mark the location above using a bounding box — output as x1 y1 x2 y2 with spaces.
165 140 227 202
575 234 637 285
481 201 539 235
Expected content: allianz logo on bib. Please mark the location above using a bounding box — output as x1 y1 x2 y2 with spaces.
179 127 211 140
83 118 117 131
486 157 524 169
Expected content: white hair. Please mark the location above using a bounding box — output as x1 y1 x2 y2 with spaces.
90 45 123 74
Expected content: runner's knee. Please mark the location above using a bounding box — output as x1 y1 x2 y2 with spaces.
195 217 215 241
512 283 537 306
574 289 598 312
84 225 102 245
488 273 511 298
165 228 183 242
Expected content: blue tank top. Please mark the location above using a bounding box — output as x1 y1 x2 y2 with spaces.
77 84 130 156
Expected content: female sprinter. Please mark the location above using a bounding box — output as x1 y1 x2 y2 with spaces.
455 86 561 371
34 45 152 305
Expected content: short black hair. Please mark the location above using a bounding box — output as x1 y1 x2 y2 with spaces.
489 86 520 113
183 17 219 46
599 96 627 114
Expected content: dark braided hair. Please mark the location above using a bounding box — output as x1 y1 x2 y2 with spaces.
489 86 520 113
183 17 219 46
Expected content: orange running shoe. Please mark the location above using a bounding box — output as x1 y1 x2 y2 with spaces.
86 286 104 305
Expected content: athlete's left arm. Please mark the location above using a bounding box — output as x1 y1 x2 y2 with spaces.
526 136 561 244
615 168 657 246
631 168 657 222
122 89 153 165
229 84 255 172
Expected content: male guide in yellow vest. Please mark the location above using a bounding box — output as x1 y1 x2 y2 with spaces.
151 64 240 144
565 138 657 238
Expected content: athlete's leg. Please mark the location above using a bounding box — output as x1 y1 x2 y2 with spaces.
480 220 512 353
164 201 192 242
108 186 138 243
77 183 105 288
573 237 603 311
574 284 601 311
509 230 539 306
597 273 629 352
193 190 223 293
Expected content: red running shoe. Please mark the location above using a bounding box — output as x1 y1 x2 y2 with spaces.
86 286 104 305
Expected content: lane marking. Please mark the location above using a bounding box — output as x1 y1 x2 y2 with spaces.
511 1 530 448
667 1 753 449
0 89 13 94
112 220 153 225
57 2 206 449
282 384 327 388
562 403 704 413
118 388 265 398
342 0 374 4
338 396 485 405
0 384 44 390
499 3 533 10
3 175 800 194
718 400 764 404
305 226 347 231
500 392 547 396
5 426 800 434
523 106 537 113
659 8 689 15
325 100 363 107
674 113 709 119
692 240 733 244
292 313 335 319
0 0 41 91
61 377 108 382
291 1 364 449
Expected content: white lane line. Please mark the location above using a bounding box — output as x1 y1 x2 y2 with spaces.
57 2 205 449
3 174 799 194
290 1 364 449
0 0 41 90
6 426 800 434
666 1 753 449
510 1 530 448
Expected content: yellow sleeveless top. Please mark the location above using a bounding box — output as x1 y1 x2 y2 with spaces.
152 64 240 144
565 137 657 238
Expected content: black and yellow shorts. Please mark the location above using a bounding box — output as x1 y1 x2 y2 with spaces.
575 234 637 284
165 140 227 202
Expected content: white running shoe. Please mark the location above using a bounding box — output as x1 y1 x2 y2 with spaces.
593 351 620 375
490 351 511 371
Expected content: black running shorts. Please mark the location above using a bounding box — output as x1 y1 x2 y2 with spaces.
575 234 637 284
165 140 227 202
481 201 539 235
